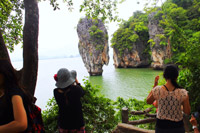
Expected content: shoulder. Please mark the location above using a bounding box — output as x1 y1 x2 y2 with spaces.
152 86 162 98
54 88 64 95
54 88 58 93
152 86 162 92
8 88 24 98
176 88 188 93
178 88 188 96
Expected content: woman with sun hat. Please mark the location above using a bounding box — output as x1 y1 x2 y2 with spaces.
54 68 85 133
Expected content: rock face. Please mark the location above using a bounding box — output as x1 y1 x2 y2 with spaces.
148 11 168 69
77 18 109 76
113 40 150 68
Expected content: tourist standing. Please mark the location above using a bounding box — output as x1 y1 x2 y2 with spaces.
146 64 191 133
54 68 85 133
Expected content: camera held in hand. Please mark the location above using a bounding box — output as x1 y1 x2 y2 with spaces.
192 112 199 119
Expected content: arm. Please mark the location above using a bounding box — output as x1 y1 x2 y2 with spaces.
147 76 159 104
153 76 159 88
190 115 199 133
182 94 191 115
146 90 155 104
0 95 28 132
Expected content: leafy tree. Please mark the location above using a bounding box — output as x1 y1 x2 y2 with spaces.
171 0 193 9
157 0 200 111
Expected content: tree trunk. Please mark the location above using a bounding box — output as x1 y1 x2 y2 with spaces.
22 0 39 95
0 29 11 62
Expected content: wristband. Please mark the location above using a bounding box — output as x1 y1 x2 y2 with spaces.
192 126 197 129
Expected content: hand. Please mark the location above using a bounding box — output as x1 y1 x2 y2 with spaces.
154 76 159 87
190 115 198 126
75 78 79 84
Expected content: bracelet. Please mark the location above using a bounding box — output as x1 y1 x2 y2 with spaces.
192 126 198 129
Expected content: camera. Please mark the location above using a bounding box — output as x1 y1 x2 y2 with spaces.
192 112 199 119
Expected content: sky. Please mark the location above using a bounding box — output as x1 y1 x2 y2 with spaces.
9 0 164 62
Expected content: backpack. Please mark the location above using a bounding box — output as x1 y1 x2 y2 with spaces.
26 104 45 133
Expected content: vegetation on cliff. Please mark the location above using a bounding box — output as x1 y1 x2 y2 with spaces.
88 19 108 51
111 11 149 56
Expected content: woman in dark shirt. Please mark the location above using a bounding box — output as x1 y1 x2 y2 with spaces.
54 68 85 133
0 59 31 132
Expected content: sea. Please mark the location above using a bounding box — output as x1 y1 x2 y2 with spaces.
12 57 162 110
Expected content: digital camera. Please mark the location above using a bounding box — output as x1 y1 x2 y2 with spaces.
192 112 199 119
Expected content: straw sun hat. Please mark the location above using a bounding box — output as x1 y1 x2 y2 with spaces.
55 68 76 88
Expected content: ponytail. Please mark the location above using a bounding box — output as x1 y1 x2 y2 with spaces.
171 79 181 89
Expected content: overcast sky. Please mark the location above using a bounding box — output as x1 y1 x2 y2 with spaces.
9 0 164 62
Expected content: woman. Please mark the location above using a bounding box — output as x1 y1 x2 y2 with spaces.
0 59 31 132
54 68 85 133
146 64 190 133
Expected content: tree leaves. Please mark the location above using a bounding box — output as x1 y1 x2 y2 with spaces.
0 0 23 52
80 0 120 23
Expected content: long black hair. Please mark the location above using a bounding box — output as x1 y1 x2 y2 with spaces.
163 64 181 88
0 59 33 105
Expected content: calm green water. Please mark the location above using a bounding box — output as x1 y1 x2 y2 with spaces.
89 68 162 101
12 57 162 109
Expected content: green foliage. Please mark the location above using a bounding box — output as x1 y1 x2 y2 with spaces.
171 0 193 9
111 11 149 57
177 31 200 112
0 0 23 52
114 97 156 130
157 0 200 112
155 34 167 46
80 0 120 22
42 97 59 133
81 79 118 133
88 19 106 51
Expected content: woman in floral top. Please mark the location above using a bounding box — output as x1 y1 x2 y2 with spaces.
147 64 191 133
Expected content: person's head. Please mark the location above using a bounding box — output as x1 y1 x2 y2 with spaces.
55 68 75 88
163 64 181 88
0 59 19 89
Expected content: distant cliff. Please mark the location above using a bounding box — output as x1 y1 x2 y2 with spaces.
77 17 109 76
111 11 170 69
111 11 151 68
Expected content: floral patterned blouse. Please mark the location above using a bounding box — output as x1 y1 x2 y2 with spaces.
152 86 188 122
